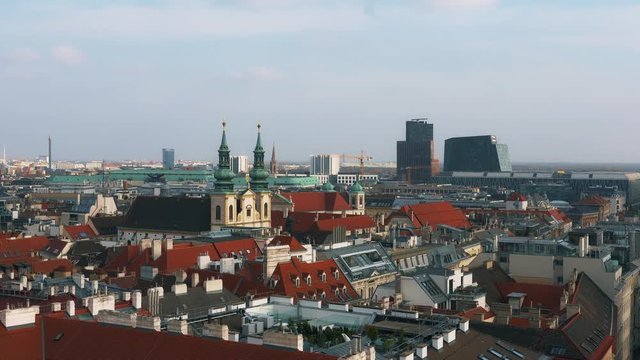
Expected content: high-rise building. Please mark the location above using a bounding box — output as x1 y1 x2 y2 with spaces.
396 119 435 184
310 154 341 175
443 135 512 172
231 155 249 174
162 148 175 169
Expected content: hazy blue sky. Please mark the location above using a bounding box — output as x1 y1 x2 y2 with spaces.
1 0 638 163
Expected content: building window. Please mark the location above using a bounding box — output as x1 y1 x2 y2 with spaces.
215 206 221 220
334 271 339 280
321 273 326 282
229 205 234 221
295 278 300 287
246 204 252 218
306 276 311 286
264 203 269 218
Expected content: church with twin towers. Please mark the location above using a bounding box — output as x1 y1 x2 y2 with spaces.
210 122 272 231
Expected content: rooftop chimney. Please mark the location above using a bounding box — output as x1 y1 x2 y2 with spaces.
152 239 162 261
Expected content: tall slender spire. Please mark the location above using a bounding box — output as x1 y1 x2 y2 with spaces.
213 121 235 193
250 123 269 191
270 142 277 174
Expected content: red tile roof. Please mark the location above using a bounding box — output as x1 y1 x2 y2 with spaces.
31 259 73 274
575 195 609 206
508 192 527 202
282 192 351 213
43 238 71 256
270 235 307 252
0 317 42 360
496 282 565 314
389 202 471 229
0 315 338 360
212 238 262 261
104 238 262 274
272 258 358 303
313 215 376 233
0 236 50 257
64 225 97 240
270 211 337 234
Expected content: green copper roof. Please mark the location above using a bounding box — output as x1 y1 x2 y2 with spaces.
214 122 235 192
250 124 269 191
322 182 335 192
349 182 364 192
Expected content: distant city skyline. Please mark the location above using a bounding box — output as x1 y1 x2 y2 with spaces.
1 1 639 163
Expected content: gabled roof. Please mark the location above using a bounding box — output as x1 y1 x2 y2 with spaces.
496 282 565 314
281 192 351 213
272 258 358 303
313 215 375 233
89 215 125 236
211 238 262 261
64 225 98 240
270 234 307 252
121 196 211 233
0 236 49 258
575 195 609 207
388 202 470 229
42 238 71 257
31 259 73 274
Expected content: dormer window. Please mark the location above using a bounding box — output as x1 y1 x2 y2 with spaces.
334 271 339 280
321 273 327 282
295 277 300 287
320 291 326 299
342 285 347 295
306 275 311 286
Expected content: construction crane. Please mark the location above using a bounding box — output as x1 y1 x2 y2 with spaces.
341 150 373 176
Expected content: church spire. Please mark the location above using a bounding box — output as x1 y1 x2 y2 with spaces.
270 142 277 174
213 121 235 193
250 123 269 191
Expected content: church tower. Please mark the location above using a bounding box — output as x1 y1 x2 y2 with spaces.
211 122 238 230
348 182 365 214
249 124 272 228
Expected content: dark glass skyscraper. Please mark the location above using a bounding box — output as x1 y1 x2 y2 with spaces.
162 148 175 169
397 119 435 184
443 135 512 172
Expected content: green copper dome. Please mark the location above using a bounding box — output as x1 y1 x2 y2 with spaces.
214 122 235 193
348 182 364 192
249 124 270 192
321 182 335 192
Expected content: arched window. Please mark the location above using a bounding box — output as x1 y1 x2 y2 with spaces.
229 205 234 221
263 203 269 218
215 205 221 220
246 205 252 218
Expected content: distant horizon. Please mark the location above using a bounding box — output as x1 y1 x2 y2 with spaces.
2 1 639 164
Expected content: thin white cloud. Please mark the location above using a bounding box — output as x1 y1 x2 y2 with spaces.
19 4 367 40
430 0 498 9
52 45 86 65
2 48 41 62
229 66 283 81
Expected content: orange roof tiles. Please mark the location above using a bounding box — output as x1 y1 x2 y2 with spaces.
31 259 73 274
496 282 565 314
391 202 471 229
270 235 307 252
272 258 358 303
282 192 351 213
64 225 97 240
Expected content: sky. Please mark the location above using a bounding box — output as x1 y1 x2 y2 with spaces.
0 0 639 163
